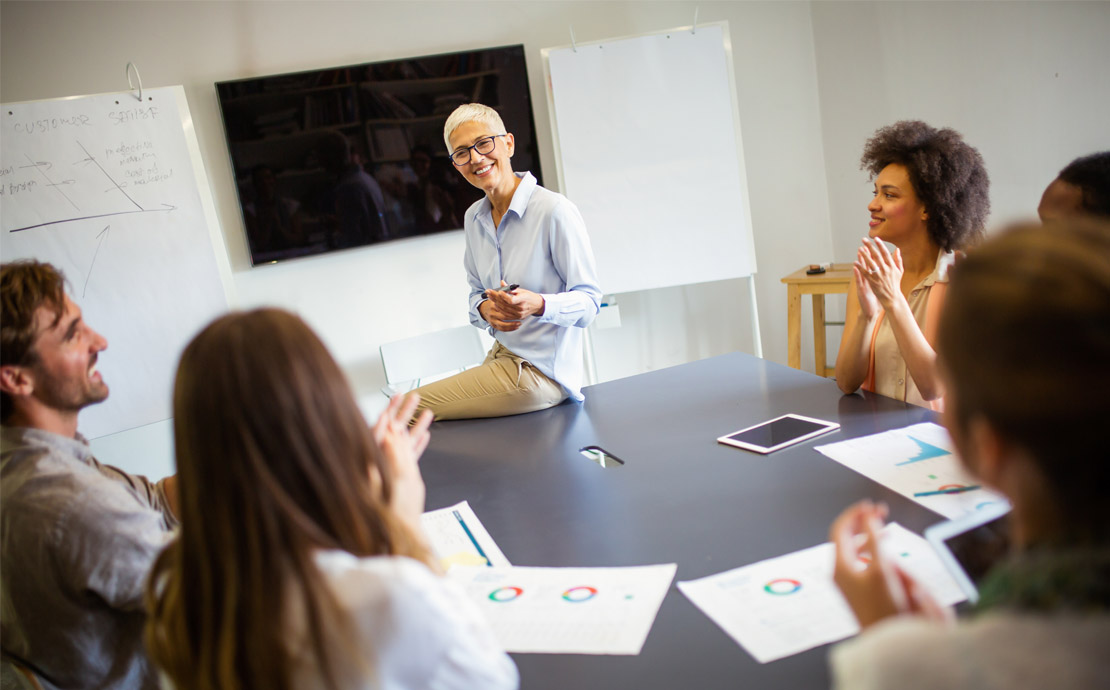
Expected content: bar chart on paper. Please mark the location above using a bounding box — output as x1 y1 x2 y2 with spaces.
814 423 1008 519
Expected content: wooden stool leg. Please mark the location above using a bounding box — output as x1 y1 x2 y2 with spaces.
812 294 827 377
787 286 801 369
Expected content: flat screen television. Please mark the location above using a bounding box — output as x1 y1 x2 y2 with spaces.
215 45 543 265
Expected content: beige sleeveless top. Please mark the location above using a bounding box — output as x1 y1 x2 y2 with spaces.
864 250 954 411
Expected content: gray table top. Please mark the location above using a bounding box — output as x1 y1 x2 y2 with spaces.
420 351 939 689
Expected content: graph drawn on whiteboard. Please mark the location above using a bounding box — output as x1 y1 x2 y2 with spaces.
82 225 111 298
7 139 178 234
2 87 231 439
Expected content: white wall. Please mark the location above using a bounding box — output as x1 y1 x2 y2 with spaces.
811 0 1110 347
1 1 833 477
5 2 1104 478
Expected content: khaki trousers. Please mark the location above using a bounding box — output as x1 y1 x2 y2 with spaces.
411 341 568 421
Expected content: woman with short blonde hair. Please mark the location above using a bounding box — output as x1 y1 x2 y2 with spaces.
407 103 601 421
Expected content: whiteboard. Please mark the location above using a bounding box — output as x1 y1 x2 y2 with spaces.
543 22 756 295
1 86 232 438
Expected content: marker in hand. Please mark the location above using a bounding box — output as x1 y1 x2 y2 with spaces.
488 283 519 295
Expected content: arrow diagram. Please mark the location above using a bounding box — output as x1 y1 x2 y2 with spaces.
82 225 110 298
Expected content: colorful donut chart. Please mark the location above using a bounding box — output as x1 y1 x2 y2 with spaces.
488 586 524 603
763 578 802 595
562 586 599 602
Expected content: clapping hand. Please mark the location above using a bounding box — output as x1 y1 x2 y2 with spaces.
854 237 903 312
479 296 522 332
481 280 545 331
829 500 954 630
373 393 434 526
852 251 881 320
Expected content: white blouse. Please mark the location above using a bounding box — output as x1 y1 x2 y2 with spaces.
285 550 519 690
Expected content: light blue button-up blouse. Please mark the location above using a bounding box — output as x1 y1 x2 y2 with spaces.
463 172 601 401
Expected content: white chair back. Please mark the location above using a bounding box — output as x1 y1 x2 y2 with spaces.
379 326 486 390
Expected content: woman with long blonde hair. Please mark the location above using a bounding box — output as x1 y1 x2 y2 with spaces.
145 308 517 689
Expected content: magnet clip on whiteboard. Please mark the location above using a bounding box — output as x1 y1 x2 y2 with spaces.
126 61 143 102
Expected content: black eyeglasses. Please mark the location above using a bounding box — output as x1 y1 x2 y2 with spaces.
450 134 507 166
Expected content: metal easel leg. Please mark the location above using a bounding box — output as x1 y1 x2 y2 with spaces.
748 274 763 358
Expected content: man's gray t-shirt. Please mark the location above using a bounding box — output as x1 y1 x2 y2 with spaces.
1 426 177 689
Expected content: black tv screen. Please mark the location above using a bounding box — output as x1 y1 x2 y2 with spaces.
216 45 542 265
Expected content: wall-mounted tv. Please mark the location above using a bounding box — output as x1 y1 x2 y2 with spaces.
215 45 542 265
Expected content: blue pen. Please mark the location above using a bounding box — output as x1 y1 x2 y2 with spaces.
914 485 981 497
453 510 491 566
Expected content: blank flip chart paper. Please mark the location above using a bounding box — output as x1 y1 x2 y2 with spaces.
678 523 965 663
448 563 677 654
544 23 756 295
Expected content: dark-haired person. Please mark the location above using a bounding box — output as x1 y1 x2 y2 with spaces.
1038 151 1110 221
835 121 990 410
145 309 518 689
317 131 389 248
408 103 601 421
407 143 461 234
0 260 179 689
244 164 305 252
828 218 1110 689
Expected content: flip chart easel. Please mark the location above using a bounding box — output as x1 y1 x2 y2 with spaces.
542 21 762 357
1 84 233 438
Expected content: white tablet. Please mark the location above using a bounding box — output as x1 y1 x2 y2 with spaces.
716 413 840 454
924 501 1011 604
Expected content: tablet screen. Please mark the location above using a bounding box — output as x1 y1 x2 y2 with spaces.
926 502 1012 604
942 513 1010 588
726 416 831 448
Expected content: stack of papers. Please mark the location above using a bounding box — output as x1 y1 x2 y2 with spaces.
678 523 965 663
814 422 1007 519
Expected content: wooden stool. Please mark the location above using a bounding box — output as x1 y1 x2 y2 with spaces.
780 264 853 377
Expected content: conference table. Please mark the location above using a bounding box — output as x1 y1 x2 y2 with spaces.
420 351 939 689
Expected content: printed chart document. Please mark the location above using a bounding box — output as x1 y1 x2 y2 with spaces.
814 422 1008 519
678 523 964 663
421 501 510 570
448 563 677 654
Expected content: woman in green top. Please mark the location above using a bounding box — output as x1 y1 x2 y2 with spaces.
828 218 1110 689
